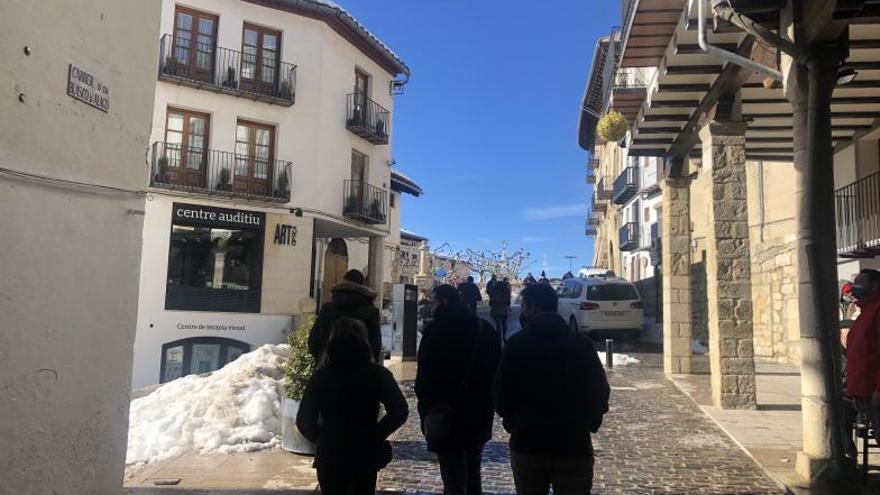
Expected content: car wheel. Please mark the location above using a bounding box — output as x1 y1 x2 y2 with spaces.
569 316 579 332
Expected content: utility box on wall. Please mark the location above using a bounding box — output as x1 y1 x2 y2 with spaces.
392 283 419 361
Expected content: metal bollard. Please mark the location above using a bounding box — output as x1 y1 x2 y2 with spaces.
605 339 614 369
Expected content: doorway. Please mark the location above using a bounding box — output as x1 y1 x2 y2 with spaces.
322 238 349 301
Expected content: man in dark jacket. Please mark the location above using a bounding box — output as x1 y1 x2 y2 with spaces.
309 269 382 363
488 277 512 342
496 283 610 494
458 276 482 315
416 284 502 495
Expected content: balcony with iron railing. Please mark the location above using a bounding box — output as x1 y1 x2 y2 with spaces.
613 67 656 89
150 142 292 202
619 222 640 252
346 94 390 145
596 179 613 201
592 193 608 213
836 171 880 258
158 34 297 106
613 166 640 205
343 179 388 225
586 171 597 184
588 157 600 169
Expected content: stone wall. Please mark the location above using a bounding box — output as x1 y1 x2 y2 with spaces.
635 275 661 319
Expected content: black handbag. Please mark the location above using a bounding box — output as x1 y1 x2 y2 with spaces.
422 321 485 450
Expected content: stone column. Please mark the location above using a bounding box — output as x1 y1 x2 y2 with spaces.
699 120 757 410
661 176 693 375
367 236 385 308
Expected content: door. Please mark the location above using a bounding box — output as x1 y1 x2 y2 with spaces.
234 120 274 195
349 150 368 211
241 24 281 94
353 69 370 124
321 238 348 303
172 7 217 83
165 109 209 188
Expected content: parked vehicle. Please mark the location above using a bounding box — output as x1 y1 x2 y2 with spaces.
556 276 644 338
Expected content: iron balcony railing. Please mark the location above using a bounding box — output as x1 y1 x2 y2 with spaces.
588 157 600 169
619 222 640 252
592 193 608 212
586 226 598 237
150 142 292 202
587 213 600 227
158 34 297 105
586 172 597 184
343 179 387 224
613 166 640 205
346 93 390 145
596 179 613 201
836 171 880 258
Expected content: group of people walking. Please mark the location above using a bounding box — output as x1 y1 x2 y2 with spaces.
456 275 514 342
297 268 610 494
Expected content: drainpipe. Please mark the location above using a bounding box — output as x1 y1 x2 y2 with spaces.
696 0 783 81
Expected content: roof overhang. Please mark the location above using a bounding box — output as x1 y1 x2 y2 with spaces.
390 170 423 197
579 35 617 150
243 0 410 78
623 1 880 175
619 0 688 68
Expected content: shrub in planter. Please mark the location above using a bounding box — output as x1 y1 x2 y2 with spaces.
154 157 169 183
163 56 181 76
222 66 238 89
282 316 317 455
275 169 290 199
597 110 628 142
278 81 293 101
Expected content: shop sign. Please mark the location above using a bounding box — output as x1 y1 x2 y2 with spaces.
273 224 297 246
67 64 110 112
172 202 265 229
176 322 246 331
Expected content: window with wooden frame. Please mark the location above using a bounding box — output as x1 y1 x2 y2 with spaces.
172 7 218 83
234 120 275 195
164 108 210 188
241 23 281 92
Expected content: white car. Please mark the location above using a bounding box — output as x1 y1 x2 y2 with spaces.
557 276 644 338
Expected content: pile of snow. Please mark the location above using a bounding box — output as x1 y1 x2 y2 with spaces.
126 344 290 466
597 352 640 367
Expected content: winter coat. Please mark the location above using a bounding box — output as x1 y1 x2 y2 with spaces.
416 304 502 452
488 281 511 317
496 312 610 457
297 335 408 472
846 291 880 397
309 280 383 363
458 281 482 306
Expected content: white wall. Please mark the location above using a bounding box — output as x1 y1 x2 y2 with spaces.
0 0 160 492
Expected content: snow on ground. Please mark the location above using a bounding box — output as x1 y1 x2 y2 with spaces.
126 344 290 466
597 352 640 367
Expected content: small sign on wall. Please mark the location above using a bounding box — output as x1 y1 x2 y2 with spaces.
274 224 297 246
67 64 110 112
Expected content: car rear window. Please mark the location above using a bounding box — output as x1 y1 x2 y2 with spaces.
586 284 639 301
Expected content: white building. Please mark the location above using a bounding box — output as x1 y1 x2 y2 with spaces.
616 153 662 284
132 0 413 388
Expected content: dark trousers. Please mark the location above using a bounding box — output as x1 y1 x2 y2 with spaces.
437 443 484 495
492 314 508 342
510 450 594 495
317 467 377 495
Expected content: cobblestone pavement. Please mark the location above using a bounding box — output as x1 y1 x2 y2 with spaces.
378 341 786 495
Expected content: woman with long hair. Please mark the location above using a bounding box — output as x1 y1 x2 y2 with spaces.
297 317 408 494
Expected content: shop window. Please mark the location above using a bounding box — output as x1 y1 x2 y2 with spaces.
160 337 250 383
165 203 265 313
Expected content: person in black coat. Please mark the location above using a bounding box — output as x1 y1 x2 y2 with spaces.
309 269 382 363
297 317 408 495
416 284 502 495
496 283 610 495
457 276 482 315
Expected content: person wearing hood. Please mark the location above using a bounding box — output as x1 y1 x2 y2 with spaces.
845 269 880 441
309 269 382 363
416 284 501 495
297 317 408 494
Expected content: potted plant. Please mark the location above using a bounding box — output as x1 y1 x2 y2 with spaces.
282 316 317 455
370 198 384 222
278 80 293 101
217 167 232 192
275 168 290 199
375 119 387 139
154 157 169 183
596 110 628 142
222 66 238 89
163 56 180 76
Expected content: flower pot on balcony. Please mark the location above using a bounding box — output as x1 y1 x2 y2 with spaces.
163 57 180 76
217 168 232 192
278 81 293 101
376 119 387 139
154 157 169 183
222 67 238 89
275 169 290 199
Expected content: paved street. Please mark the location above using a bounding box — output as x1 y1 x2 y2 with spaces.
377 340 785 495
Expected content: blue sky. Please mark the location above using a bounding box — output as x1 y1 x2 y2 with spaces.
343 0 619 277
